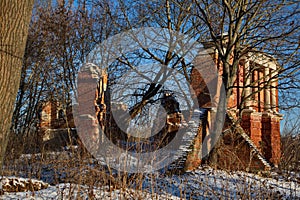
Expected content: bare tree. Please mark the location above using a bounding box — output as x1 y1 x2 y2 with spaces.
0 0 34 168
90 0 300 169
188 0 299 165
92 0 200 117
8 0 118 155
7 0 299 169
280 111 300 172
95 0 298 120
192 0 299 109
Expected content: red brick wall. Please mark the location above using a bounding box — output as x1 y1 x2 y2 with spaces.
40 101 75 130
185 124 203 171
241 111 262 150
261 113 281 166
270 116 281 165
262 114 272 160
190 67 212 108
39 52 282 170
40 102 51 128
189 50 282 170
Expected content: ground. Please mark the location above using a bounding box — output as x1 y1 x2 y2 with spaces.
1 147 299 199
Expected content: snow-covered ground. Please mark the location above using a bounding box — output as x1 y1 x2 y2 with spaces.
1 167 299 199
144 167 300 199
0 180 180 200
1 150 299 199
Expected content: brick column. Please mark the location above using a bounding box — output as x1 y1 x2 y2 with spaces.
185 108 215 171
262 113 272 160
50 101 58 128
76 64 101 151
77 69 98 117
185 124 203 171
270 115 281 166
241 110 262 150
261 113 281 166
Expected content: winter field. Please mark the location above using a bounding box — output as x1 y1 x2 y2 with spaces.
1 147 299 199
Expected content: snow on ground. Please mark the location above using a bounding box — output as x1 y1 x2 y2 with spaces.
143 166 300 199
1 166 299 199
1 177 48 192
0 178 180 200
2 149 299 199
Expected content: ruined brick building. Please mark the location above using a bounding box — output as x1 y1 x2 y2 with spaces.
38 100 76 149
39 46 282 171
187 44 282 171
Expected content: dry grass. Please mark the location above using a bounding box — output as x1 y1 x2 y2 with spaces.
2 130 299 199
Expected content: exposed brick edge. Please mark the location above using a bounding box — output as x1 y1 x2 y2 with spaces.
225 111 272 171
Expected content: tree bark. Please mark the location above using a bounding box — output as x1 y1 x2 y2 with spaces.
0 0 34 169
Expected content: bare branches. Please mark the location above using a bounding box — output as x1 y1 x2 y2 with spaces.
11 0 300 141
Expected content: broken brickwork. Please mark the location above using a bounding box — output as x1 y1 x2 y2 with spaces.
39 50 282 171
39 100 76 149
187 49 282 171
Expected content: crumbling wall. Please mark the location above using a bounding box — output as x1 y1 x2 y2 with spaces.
188 51 282 171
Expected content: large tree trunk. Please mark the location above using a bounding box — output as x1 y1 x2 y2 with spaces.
0 0 34 169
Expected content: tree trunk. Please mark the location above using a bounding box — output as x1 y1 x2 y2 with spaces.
0 0 34 169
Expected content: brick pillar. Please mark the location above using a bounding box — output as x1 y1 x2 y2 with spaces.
241 110 262 151
40 102 51 128
76 65 101 151
190 68 212 107
262 113 281 166
241 110 251 132
66 106 75 128
77 70 97 116
50 101 58 128
250 113 262 150
185 124 203 171
262 113 272 160
270 115 281 166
